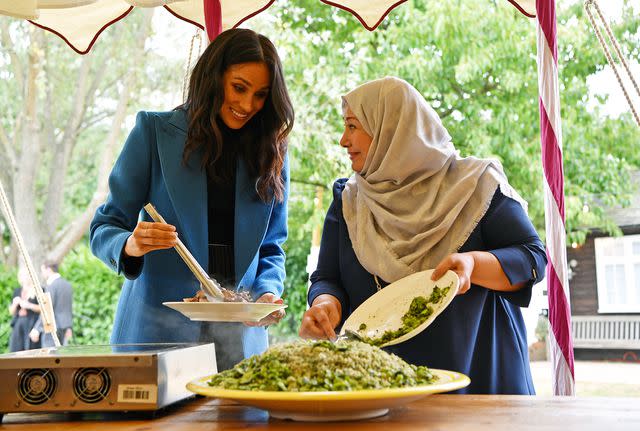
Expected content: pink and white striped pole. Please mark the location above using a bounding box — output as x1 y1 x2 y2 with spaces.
536 0 575 395
204 0 223 42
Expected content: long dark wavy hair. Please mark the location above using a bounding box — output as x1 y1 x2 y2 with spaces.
181 28 294 203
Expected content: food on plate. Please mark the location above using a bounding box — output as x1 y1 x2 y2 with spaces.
183 289 253 303
208 339 437 391
359 282 453 347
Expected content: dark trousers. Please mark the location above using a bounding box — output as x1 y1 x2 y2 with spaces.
198 322 244 371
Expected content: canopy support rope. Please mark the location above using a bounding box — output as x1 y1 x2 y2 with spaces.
0 179 60 347
584 0 640 126
182 29 204 104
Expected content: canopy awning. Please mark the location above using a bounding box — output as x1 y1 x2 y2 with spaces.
0 0 536 54
0 0 576 396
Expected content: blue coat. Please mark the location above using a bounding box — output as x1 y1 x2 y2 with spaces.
309 179 546 394
90 110 288 359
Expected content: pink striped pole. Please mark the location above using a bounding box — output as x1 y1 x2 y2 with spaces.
204 0 222 42
536 0 575 395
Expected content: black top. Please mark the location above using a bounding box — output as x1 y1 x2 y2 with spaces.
9 287 41 352
207 118 245 287
10 287 39 327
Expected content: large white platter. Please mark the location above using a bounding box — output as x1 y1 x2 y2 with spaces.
341 269 459 347
163 301 287 322
187 368 470 421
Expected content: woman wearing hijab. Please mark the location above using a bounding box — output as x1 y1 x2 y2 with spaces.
90 29 293 370
299 77 546 394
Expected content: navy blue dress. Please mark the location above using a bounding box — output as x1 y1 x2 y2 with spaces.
308 179 547 394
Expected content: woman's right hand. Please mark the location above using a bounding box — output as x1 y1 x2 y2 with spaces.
9 296 20 315
124 221 178 257
299 294 342 340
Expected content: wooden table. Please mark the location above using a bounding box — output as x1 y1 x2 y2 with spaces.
2 395 639 430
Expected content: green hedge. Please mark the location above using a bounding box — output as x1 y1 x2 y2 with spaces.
60 244 123 346
0 268 18 352
0 244 123 353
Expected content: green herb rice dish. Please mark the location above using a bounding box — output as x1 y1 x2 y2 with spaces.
208 339 437 391
360 282 453 347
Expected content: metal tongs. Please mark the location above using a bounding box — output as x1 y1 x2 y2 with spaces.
144 203 225 302
334 328 364 343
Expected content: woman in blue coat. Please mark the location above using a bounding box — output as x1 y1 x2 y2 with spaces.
299 77 546 394
90 29 294 370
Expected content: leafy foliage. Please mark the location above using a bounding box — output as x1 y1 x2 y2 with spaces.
0 267 18 352
251 0 640 339
535 314 549 343
59 244 122 346
0 9 184 267
274 182 320 341
0 244 121 353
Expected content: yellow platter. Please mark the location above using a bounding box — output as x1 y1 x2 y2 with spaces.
187 368 470 421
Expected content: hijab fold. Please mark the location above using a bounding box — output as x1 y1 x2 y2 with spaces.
342 77 526 283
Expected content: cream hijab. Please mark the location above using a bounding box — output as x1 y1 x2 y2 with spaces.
342 77 526 283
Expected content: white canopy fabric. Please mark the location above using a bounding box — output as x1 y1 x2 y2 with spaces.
0 0 536 54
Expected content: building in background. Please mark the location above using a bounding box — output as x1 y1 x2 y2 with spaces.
567 171 640 362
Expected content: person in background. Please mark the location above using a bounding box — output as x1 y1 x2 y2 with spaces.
8 268 41 351
30 260 73 347
90 28 293 371
299 77 547 394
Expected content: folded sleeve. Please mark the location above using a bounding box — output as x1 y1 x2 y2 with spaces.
482 190 547 307
120 253 144 280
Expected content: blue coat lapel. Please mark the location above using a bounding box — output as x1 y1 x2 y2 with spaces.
234 158 274 287
157 110 274 288
156 111 208 269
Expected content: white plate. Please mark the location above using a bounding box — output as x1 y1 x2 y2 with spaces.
187 369 470 421
341 269 458 347
162 301 287 322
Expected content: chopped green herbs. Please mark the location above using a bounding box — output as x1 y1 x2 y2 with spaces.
208 339 437 391
358 323 367 331
360 282 452 347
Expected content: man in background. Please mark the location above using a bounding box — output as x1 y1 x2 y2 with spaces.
30 261 73 347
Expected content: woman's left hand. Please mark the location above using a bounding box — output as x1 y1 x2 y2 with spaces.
244 293 286 327
432 252 475 295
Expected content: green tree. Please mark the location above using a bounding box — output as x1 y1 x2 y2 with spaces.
0 267 17 350
59 245 122 346
0 9 183 269
248 0 640 338
0 10 186 350
0 245 122 352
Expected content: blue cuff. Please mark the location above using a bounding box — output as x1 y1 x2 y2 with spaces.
489 246 538 307
249 284 281 301
117 235 144 280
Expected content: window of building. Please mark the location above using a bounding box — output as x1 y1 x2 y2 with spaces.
594 234 640 313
